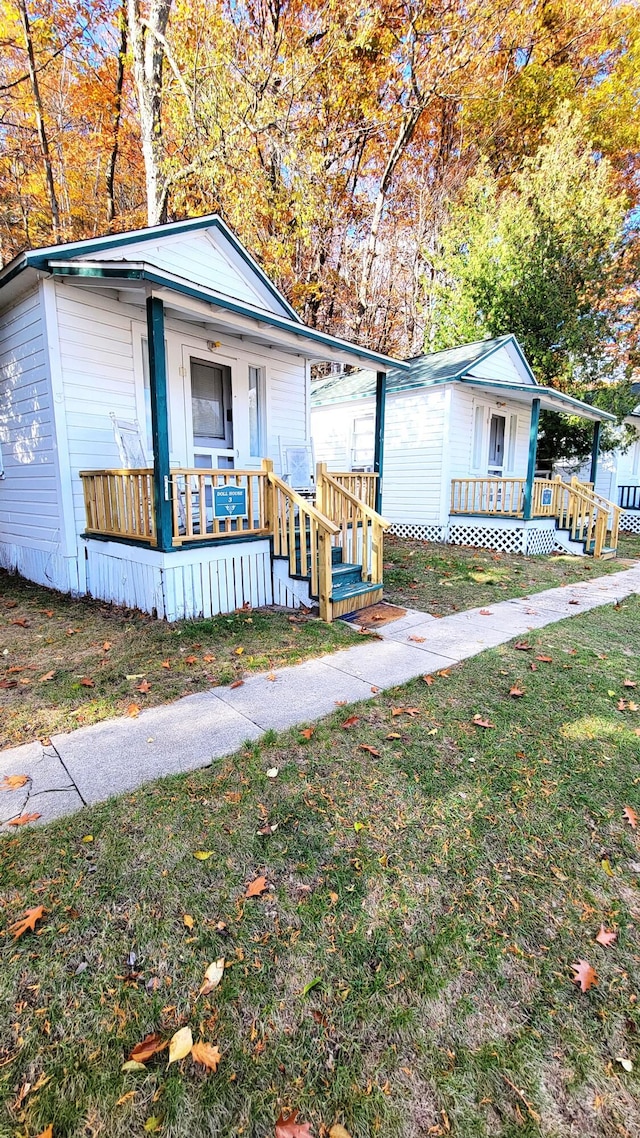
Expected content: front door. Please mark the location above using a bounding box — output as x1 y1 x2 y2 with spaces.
188 354 234 469
488 413 506 475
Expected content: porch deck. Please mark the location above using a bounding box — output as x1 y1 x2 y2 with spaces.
450 476 621 559
80 463 384 621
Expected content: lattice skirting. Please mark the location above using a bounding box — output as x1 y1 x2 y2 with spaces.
524 528 558 556
389 522 446 542
447 523 527 554
620 511 640 534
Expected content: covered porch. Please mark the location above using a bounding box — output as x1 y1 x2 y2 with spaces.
448 388 620 558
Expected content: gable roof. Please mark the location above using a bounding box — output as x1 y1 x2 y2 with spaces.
0 213 301 322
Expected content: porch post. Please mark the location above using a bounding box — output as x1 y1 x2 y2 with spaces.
373 370 386 514
589 419 602 487
146 296 172 551
523 397 541 521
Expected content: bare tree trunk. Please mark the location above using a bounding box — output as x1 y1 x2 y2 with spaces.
17 0 61 240
127 0 173 226
106 4 127 227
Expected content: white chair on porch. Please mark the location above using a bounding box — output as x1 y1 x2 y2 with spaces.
279 438 316 500
109 413 190 536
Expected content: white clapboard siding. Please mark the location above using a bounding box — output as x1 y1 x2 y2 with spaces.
0 288 64 550
470 340 534 385
76 228 291 317
311 399 373 470
381 387 446 524
450 387 531 481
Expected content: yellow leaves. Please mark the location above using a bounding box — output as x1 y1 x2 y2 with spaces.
183 914 195 929
35 1127 53 1138
199 958 225 996
1 773 29 790
190 1041 221 1071
168 1026 193 1065
8 905 46 939
193 851 213 861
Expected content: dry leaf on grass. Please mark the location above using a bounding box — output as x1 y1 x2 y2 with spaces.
246 875 268 898
509 686 525 698
623 806 638 829
8 905 46 939
571 959 598 992
423 674 435 685
7 812 41 826
191 1041 221 1071
129 1033 168 1063
300 727 315 740
595 925 617 948
168 1025 193 1065
35 1127 53 1138
359 745 381 757
38 670 56 682
136 680 151 694
536 655 553 663
183 914 195 929
1 774 29 790
275 1109 314 1137
329 1127 352 1138
472 715 495 729
624 679 637 688
127 704 141 718
80 677 95 687
341 716 359 729
514 641 533 651
199 959 225 996
193 850 213 861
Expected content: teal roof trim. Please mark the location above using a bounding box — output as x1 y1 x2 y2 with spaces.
458 378 616 422
0 213 301 323
48 262 407 371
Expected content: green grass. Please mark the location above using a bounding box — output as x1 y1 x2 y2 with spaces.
0 570 354 749
2 599 640 1136
383 535 638 616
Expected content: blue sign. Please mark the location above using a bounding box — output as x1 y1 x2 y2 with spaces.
541 487 553 506
213 486 247 518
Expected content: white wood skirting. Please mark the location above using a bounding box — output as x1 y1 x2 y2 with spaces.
0 541 81 594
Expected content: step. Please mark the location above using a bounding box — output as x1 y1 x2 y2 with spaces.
330 578 382 604
331 562 363 587
331 546 343 566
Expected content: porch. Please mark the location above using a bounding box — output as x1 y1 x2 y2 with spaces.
79 462 386 621
450 475 621 559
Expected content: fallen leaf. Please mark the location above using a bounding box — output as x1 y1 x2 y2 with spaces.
199 958 225 996
11 618 29 627
136 680 151 693
623 806 638 829
479 609 493 615
203 654 216 664
1 774 29 790
301 977 322 996
229 680 244 689
472 715 495 729
34 1128 53 1138
436 668 451 677
630 702 639 712
193 851 213 861
80 677 95 687
267 672 277 681
275 1109 314 1138
359 744 381 756
329 1126 352 1138
161 660 171 669
617 1057 634 1072
266 767 279 778
127 704 141 718
191 1041 221 1071
0 679 17 689
569 599 580 605
183 914 195 929
144 1116 162 1132
595 925 617 948
386 732 402 740
168 1025 193 1065
7 812 41 826
618 699 628 711
300 727 315 740
408 635 426 642
514 641 533 651
129 1034 167 1063
8 905 46 939
423 674 435 685
624 679 637 688
38 670 56 682
571 959 598 992
535 655 553 663
41 608 54 617
246 875 268 898
121 1059 147 1072
185 655 198 665
509 686 525 698
341 716 359 729
102 641 112 651
601 858 615 877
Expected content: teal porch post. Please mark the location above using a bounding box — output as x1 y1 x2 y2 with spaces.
373 370 386 514
146 296 173 551
589 419 602 487
522 397 541 521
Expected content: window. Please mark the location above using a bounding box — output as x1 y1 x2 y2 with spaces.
506 414 518 472
472 405 484 470
248 365 265 457
488 414 506 472
350 414 375 470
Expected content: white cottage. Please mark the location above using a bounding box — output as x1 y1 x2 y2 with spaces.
0 215 399 621
311 335 621 558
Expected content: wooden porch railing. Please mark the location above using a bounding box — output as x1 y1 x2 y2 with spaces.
265 461 339 621
450 478 526 517
169 469 269 544
324 471 378 510
619 485 640 511
316 464 390 589
80 469 156 544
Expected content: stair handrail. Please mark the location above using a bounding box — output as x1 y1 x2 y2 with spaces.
316 464 389 591
561 480 619 557
263 461 338 621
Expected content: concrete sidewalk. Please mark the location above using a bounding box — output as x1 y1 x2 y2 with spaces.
3 563 640 828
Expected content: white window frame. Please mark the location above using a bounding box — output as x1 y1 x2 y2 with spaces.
350 413 375 471
506 413 518 473
248 364 266 458
472 404 484 471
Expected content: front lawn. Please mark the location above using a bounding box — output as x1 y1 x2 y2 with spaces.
1 599 640 1136
0 570 354 749
383 535 637 615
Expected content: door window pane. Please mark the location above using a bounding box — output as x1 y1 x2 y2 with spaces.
192 361 225 440
248 365 264 457
488 414 506 469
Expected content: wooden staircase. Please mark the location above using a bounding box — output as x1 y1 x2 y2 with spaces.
266 462 388 621
550 479 621 559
